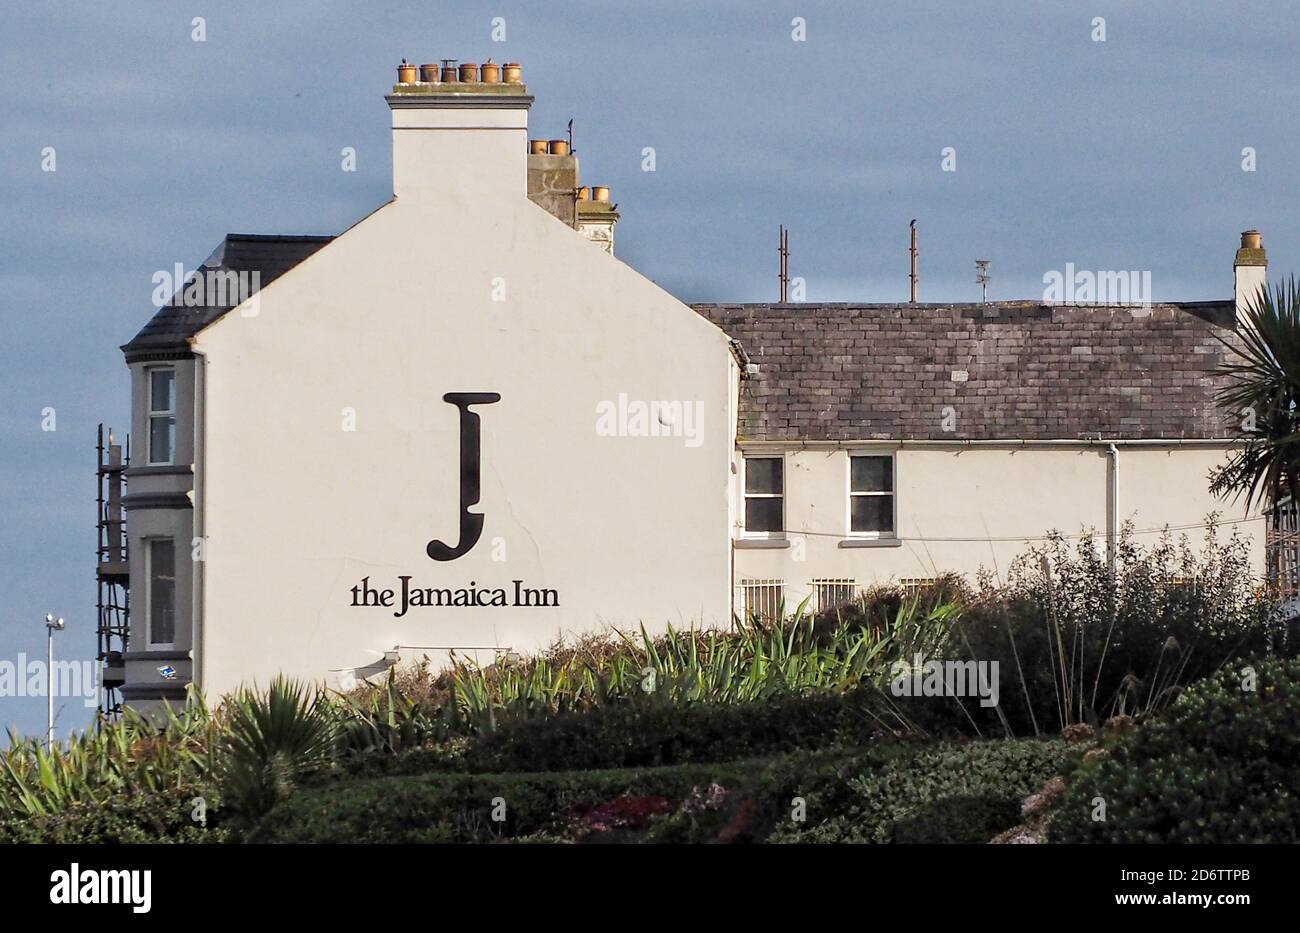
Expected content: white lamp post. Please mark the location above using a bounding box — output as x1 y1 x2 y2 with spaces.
45 613 64 748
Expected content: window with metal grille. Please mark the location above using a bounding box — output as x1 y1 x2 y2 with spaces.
898 577 935 598
812 578 857 612
740 578 784 621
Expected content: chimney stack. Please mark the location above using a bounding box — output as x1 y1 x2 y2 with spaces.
526 134 620 255
1234 229 1267 327
387 58 532 201
576 185 618 255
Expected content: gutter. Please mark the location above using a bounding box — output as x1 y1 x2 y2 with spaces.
738 438 1237 452
727 339 754 378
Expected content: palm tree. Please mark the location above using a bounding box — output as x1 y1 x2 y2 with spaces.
1212 279 1300 596
1212 279 1300 507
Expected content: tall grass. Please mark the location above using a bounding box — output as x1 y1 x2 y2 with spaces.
0 694 217 819
432 598 957 733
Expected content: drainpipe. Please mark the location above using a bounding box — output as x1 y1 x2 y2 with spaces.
191 348 207 696
1106 444 1119 576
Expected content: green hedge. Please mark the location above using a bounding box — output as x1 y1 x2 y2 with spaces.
8 737 1068 844
1052 659 1300 843
461 692 884 771
641 749 872 843
772 738 1068 844
0 785 229 844
251 755 853 843
254 740 1060 844
323 687 975 784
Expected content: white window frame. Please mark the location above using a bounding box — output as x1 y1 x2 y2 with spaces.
147 367 177 466
144 536 177 649
846 450 898 539
741 454 786 539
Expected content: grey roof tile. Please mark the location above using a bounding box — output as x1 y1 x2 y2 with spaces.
122 234 333 360
694 301 1238 442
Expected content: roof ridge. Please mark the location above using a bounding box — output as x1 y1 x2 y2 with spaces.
689 300 1233 310
223 233 335 242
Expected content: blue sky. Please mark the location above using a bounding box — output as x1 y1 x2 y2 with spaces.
1 0 1296 739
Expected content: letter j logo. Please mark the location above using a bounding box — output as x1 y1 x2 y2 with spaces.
427 392 500 561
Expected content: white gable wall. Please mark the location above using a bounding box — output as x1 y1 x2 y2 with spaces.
191 183 736 698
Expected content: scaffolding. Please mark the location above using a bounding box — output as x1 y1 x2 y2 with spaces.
1265 498 1299 599
96 424 129 717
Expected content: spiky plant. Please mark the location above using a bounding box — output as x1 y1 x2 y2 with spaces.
1212 277 1300 511
0 691 215 820
219 678 334 818
431 596 960 733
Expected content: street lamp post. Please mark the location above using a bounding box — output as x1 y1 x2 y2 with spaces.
45 613 64 748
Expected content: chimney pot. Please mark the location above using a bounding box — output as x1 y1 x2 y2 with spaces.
1241 229 1263 251
459 62 480 82
503 62 522 84
529 139 549 155
387 64 531 201
441 60 459 82
419 63 440 83
592 186 610 202
548 139 570 156
480 60 501 83
397 60 418 84
577 186 591 200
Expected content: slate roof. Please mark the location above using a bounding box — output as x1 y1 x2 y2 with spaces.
693 302 1239 442
122 234 333 361
120 234 1241 442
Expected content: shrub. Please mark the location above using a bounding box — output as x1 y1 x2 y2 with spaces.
813 574 970 636
1051 658 1300 843
311 684 979 786
771 739 1069 844
220 678 335 819
0 785 229 844
255 745 908 844
950 524 1284 736
249 758 793 843
365 598 959 738
645 749 875 844
0 695 219 822
446 689 940 772
333 672 448 756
